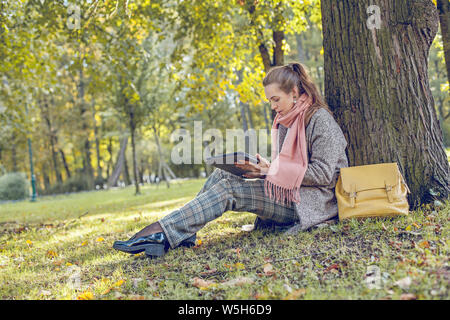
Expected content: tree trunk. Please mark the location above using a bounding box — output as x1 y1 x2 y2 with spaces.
153 126 170 188
91 98 103 180
128 105 140 195
240 102 250 153
263 103 271 135
248 2 286 121
295 33 306 63
107 136 128 188
321 0 449 207
40 97 62 184
11 138 17 172
59 148 71 179
77 67 94 184
437 0 450 83
123 151 132 185
244 103 254 129
106 137 114 179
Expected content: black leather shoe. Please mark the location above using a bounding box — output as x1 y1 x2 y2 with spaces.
113 232 169 255
113 232 197 256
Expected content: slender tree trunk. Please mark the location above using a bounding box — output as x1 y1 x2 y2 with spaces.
77 67 94 184
437 0 450 83
153 126 170 188
128 105 140 195
91 99 103 180
123 151 132 185
321 0 449 207
263 103 271 135
240 102 250 153
106 137 114 179
41 97 62 184
248 2 286 121
244 103 254 129
59 149 71 179
295 33 306 63
107 136 128 188
42 164 50 191
11 144 17 172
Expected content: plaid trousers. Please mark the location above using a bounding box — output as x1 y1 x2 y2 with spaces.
158 168 299 249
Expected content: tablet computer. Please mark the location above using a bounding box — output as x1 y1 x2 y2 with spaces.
205 152 259 177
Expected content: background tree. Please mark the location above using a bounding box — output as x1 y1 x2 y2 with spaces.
321 0 449 207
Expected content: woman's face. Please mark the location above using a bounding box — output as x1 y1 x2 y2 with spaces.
264 83 299 116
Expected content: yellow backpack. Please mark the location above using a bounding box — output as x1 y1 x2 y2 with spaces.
335 162 410 220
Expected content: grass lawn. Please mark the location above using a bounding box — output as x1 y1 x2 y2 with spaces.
0 178 448 300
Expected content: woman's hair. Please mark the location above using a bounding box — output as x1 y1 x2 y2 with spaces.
262 62 333 126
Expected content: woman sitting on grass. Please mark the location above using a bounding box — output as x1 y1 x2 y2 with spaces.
113 62 349 258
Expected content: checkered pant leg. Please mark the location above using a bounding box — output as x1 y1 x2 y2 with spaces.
158 168 298 248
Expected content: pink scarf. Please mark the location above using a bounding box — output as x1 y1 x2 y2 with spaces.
264 93 312 205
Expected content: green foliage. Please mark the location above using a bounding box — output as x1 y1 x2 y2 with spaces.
0 172 29 201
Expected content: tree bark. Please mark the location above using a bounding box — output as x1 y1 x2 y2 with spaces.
153 126 170 188
40 97 62 184
77 67 94 184
91 98 103 181
321 0 449 207
59 148 71 179
128 104 140 195
106 137 114 179
107 135 128 188
437 0 450 83
244 103 254 129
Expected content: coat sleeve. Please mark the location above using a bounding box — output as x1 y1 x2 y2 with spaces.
301 109 348 187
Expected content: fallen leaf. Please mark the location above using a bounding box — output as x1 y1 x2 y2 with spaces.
200 268 217 276
263 263 275 276
400 293 416 300
101 288 111 295
234 262 245 270
324 263 340 273
130 295 145 300
195 239 202 247
394 277 412 290
418 240 430 248
96 237 105 242
46 250 58 258
77 291 94 300
192 277 216 290
221 277 254 287
114 279 125 287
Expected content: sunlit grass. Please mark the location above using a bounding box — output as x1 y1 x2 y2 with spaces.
0 178 448 300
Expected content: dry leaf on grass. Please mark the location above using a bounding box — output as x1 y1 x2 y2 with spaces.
400 293 417 300
221 277 254 287
192 277 217 290
263 263 275 276
394 277 412 290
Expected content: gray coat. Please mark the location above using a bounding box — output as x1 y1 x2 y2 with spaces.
276 108 349 233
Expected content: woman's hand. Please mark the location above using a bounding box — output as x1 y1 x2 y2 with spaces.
235 153 271 178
